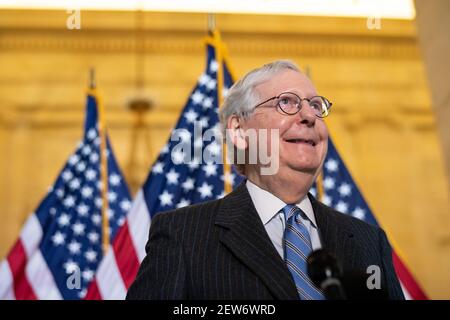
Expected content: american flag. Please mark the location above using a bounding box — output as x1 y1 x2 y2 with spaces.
84 33 243 299
0 93 132 299
311 138 428 299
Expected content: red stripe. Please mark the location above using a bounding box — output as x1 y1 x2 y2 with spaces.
392 251 428 300
84 280 102 300
112 221 140 289
7 240 37 300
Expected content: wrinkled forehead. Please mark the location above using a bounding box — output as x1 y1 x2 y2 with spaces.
254 69 317 99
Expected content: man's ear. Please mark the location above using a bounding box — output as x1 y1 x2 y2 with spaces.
227 115 247 150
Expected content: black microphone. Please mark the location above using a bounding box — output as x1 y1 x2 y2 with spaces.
307 249 347 300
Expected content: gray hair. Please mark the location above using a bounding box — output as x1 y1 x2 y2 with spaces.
219 60 301 175
219 60 300 136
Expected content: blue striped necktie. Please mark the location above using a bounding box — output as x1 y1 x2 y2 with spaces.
282 204 325 300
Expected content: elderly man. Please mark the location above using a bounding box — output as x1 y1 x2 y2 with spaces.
127 60 404 300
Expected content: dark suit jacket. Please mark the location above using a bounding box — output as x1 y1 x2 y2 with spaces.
126 183 404 300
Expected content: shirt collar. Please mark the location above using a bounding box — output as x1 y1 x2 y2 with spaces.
246 179 318 228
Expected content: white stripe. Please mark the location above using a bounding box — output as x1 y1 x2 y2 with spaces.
96 249 127 300
20 214 43 258
0 261 15 300
25 250 62 300
126 189 151 262
400 280 412 300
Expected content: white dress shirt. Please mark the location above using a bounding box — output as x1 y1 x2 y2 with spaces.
246 179 322 259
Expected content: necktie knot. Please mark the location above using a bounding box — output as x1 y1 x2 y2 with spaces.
282 204 304 223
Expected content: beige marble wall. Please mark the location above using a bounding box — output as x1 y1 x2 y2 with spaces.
0 9 449 298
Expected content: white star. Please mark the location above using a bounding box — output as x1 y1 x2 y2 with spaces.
107 208 115 220
210 60 218 72
191 91 204 105
197 182 213 199
203 163 218 177
72 222 86 236
325 159 338 172
221 172 235 186
77 204 89 217
90 153 99 163
176 198 191 208
206 79 217 91
202 97 213 109
336 201 349 213
338 183 352 197
88 232 99 243
63 196 76 208
78 289 87 299
68 154 80 166
309 188 317 197
82 145 91 156
198 116 209 128
87 128 97 140
152 162 164 174
52 231 65 246
108 191 117 203
63 260 78 274
95 197 102 209
55 189 64 199
85 249 97 263
94 137 101 146
159 190 173 207
322 194 332 206
85 169 97 181
69 178 81 190
188 160 200 171
75 162 86 172
323 177 335 190
352 207 366 220
171 149 186 165
81 186 93 199
62 170 73 182
181 178 195 192
97 181 103 191
198 73 210 86
109 174 121 186
120 199 132 212
117 216 125 226
93 213 102 225
166 169 179 185
184 109 198 123
68 240 81 255
82 269 94 282
49 207 56 215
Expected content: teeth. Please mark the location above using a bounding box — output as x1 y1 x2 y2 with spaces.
286 139 315 146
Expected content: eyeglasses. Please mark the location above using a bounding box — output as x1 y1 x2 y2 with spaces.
253 92 332 118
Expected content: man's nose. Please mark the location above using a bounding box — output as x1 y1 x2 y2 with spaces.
296 100 316 126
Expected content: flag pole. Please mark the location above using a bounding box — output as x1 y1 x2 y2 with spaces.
209 18 233 195
90 68 110 255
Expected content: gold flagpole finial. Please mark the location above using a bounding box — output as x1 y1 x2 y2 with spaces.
207 13 216 34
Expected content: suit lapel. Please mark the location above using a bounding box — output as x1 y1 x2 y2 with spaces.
309 194 357 270
215 183 299 300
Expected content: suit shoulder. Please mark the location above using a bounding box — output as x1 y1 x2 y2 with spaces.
152 197 223 224
314 199 383 235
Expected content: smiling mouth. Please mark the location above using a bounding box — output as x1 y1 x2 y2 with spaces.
284 138 316 146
